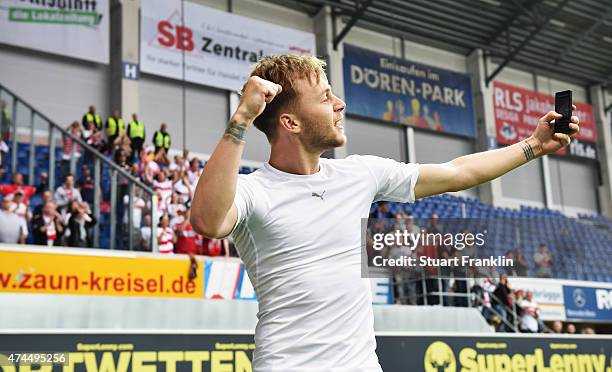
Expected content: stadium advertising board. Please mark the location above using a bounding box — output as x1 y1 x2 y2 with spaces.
510 278 566 321
0 249 203 298
0 247 391 303
377 334 612 372
564 285 612 322
0 333 255 372
140 0 315 92
1 333 610 372
492 81 597 160
0 0 109 63
343 44 476 138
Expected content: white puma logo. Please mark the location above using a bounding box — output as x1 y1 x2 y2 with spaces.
311 191 326 201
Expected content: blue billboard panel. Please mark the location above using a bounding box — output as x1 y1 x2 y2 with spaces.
343 44 475 138
563 285 612 321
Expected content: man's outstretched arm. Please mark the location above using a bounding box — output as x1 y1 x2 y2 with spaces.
414 107 580 199
190 77 282 238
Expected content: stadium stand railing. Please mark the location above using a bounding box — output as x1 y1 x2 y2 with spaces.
0 83 157 251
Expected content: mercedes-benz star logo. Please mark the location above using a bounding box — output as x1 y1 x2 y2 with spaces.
573 289 586 308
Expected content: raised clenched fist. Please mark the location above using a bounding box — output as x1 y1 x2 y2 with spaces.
232 76 282 125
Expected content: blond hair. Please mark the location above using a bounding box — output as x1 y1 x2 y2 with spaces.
248 55 327 140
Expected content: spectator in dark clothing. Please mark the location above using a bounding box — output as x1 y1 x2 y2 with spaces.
437 242 453 306
78 165 95 204
425 213 443 235
32 201 64 246
35 172 49 195
424 213 452 306
33 191 53 218
67 203 97 247
515 248 529 277
504 249 517 276
113 150 134 246
492 274 512 332
370 201 394 219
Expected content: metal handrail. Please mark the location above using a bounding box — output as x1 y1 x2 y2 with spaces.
0 84 153 193
486 289 519 332
396 269 521 332
0 83 158 252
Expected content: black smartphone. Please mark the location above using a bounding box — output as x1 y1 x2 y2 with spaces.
554 90 572 134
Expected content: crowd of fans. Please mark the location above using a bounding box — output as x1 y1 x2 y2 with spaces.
480 274 597 335
0 105 234 257
366 201 599 334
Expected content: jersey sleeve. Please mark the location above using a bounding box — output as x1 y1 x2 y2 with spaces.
230 174 256 234
356 155 420 203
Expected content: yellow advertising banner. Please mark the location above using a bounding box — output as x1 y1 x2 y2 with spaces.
0 249 203 298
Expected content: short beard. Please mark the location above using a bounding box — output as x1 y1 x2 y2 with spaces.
302 119 346 152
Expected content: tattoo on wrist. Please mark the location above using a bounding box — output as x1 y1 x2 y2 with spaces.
224 121 248 144
520 140 536 161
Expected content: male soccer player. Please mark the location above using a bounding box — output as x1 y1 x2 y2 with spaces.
191 56 579 371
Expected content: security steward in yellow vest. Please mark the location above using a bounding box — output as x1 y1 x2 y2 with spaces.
106 110 124 146
127 113 145 162
153 123 171 154
82 105 102 130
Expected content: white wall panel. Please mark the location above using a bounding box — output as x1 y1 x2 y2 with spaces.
139 76 183 150
140 75 230 155
489 63 534 89
191 0 314 32
184 85 229 157
0 46 109 127
536 76 588 101
500 158 545 203
549 157 599 213
414 130 474 163
234 0 313 32
404 39 466 73
414 130 477 197
346 117 403 161
344 26 398 56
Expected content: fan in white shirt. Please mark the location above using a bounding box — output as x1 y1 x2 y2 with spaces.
123 193 147 227
186 158 202 185
156 214 175 254
519 291 541 333
9 191 30 238
153 171 173 204
173 175 192 204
